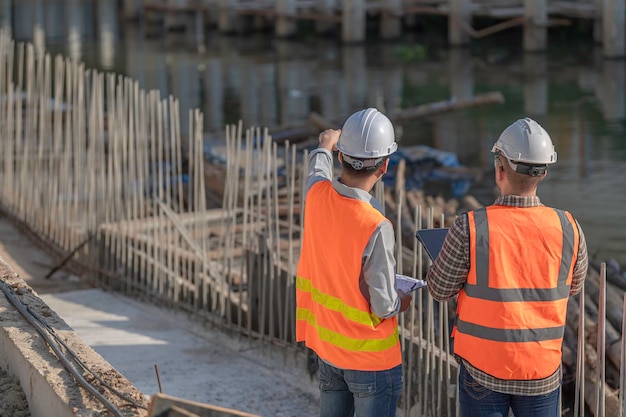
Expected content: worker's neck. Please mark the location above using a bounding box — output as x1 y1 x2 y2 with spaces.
339 175 378 193
498 185 538 197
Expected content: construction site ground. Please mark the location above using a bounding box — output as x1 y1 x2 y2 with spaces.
0 214 319 417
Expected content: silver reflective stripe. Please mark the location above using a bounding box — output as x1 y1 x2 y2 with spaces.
556 209 576 287
457 319 565 342
464 284 570 302
469 207 576 302
473 208 489 287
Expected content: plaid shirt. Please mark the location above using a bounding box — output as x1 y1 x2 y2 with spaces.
426 195 588 395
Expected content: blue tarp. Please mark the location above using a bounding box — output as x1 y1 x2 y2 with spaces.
205 139 474 199
384 145 473 198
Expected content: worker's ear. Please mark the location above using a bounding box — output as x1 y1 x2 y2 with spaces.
338 152 343 163
494 161 505 186
495 160 505 178
380 159 389 175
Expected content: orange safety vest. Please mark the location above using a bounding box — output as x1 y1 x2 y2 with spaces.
453 205 579 380
296 181 401 371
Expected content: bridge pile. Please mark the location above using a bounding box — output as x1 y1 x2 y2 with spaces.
129 0 625 57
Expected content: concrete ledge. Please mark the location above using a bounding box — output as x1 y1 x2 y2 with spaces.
0 258 149 417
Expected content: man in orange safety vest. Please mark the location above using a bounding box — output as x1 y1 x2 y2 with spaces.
296 108 413 417
427 117 589 417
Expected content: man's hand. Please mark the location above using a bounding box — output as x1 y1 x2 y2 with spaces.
397 290 413 313
319 129 340 152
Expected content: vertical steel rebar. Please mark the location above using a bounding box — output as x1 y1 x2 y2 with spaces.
596 263 607 417
619 294 626 417
574 278 585 417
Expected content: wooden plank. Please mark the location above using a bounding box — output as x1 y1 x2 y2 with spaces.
144 1 208 13
148 393 262 417
99 208 234 232
164 405 202 417
391 91 505 120
236 8 342 23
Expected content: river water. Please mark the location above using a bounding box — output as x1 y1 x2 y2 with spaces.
6 0 626 267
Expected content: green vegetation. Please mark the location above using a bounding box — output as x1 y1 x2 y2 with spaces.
392 44 427 62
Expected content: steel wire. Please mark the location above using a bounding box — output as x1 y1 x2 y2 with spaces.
0 280 146 417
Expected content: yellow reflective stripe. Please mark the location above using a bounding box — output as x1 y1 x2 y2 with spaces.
296 276 381 327
296 276 311 291
296 307 399 352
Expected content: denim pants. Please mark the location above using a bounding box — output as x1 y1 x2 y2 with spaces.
458 362 560 417
318 358 403 417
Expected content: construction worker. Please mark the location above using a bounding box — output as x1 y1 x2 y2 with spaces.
426 117 589 417
296 108 413 417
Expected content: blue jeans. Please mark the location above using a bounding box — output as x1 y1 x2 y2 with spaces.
318 358 403 417
458 362 560 417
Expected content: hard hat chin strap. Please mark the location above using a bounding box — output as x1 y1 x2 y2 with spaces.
506 159 547 177
493 150 547 177
342 153 385 171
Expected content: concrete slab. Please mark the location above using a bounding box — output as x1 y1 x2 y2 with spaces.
40 289 319 417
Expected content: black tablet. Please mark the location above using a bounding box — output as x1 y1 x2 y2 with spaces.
415 228 449 262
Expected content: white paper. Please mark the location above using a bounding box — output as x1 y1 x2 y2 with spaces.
395 274 427 293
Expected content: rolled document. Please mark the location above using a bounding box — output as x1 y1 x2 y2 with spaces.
395 274 427 293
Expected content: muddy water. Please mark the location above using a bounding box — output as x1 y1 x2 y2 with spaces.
7 0 626 267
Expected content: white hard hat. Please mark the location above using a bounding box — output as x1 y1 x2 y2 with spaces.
491 117 557 176
337 108 397 161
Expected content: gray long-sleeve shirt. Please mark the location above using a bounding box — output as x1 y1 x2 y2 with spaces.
304 148 400 318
